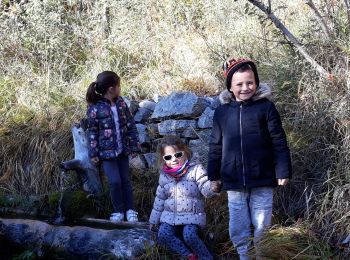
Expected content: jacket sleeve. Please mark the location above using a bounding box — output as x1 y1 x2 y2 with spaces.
267 102 292 179
207 108 222 181
86 106 100 159
123 98 141 153
149 176 167 225
195 164 218 198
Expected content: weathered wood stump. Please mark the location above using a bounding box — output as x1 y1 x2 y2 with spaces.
60 123 102 195
0 218 154 259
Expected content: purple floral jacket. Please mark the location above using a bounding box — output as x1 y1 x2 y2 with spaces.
86 96 140 160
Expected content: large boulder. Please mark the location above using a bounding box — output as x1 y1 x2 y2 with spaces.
136 124 150 145
123 97 139 115
189 139 209 166
151 92 209 120
129 155 147 169
139 100 156 111
198 107 215 128
158 119 197 136
134 108 153 123
0 218 154 259
196 129 212 143
144 153 157 168
205 96 221 109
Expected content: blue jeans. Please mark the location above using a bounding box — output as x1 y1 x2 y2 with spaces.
227 187 273 260
158 223 213 259
102 154 134 213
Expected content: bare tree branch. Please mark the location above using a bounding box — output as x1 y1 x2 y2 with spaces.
344 0 350 27
247 0 329 78
304 0 331 40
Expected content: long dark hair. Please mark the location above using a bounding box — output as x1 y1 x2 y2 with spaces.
86 71 120 104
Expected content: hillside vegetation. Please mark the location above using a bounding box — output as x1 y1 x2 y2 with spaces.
0 0 349 258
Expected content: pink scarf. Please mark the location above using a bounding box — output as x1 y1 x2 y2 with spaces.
162 160 190 181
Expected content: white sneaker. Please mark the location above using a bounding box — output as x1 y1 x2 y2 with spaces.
126 209 138 222
110 212 124 222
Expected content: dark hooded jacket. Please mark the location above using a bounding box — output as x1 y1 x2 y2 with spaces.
207 84 292 190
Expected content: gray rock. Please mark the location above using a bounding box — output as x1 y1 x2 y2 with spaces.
205 96 221 109
189 139 209 166
152 137 187 151
147 123 159 138
181 128 198 138
198 107 215 128
136 124 150 145
158 120 197 136
196 129 212 143
129 155 147 169
151 92 210 120
139 100 156 111
134 108 152 123
152 93 164 103
123 97 139 115
144 153 157 168
0 218 154 259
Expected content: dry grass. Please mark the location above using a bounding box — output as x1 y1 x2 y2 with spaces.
0 0 350 259
0 107 84 196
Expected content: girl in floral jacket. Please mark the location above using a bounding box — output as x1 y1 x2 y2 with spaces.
149 135 217 260
86 71 140 222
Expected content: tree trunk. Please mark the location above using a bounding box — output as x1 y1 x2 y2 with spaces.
246 0 329 78
304 0 331 40
61 124 103 195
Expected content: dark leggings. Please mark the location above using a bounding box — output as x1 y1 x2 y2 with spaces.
102 154 134 213
158 223 213 259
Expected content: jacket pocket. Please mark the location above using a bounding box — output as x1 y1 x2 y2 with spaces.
247 160 261 179
220 158 239 182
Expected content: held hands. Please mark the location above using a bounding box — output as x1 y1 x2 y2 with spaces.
277 178 289 186
91 157 99 165
129 152 138 159
149 224 158 232
210 180 222 193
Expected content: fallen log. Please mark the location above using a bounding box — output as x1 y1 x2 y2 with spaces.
0 217 154 259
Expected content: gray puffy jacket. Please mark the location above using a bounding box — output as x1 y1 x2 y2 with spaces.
149 163 216 227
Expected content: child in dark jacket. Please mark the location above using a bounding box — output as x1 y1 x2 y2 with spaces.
207 58 292 260
86 71 140 222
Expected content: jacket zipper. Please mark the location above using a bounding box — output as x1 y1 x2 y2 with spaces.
240 104 246 186
110 105 120 155
174 180 177 225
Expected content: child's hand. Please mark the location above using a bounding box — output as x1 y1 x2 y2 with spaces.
211 180 222 193
130 153 138 159
149 224 158 231
278 179 289 186
91 157 99 165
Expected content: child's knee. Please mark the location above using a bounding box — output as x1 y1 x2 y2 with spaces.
183 228 200 244
183 233 199 245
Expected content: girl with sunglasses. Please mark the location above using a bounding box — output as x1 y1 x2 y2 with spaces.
149 135 217 260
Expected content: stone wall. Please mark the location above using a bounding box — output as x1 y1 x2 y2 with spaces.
125 92 220 169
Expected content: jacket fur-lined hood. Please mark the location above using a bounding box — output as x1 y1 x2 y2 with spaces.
219 83 272 105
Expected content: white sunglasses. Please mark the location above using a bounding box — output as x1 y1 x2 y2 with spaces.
163 151 184 161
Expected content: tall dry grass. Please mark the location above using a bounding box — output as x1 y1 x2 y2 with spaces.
0 0 349 258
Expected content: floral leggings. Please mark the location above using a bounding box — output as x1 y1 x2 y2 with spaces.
158 222 213 259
